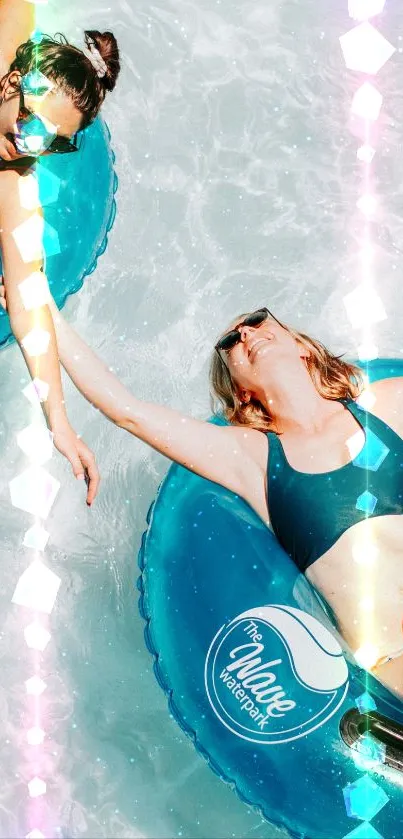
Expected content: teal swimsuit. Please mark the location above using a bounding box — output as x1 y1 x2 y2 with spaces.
267 398 403 573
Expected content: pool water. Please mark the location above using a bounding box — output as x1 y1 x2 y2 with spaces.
1 0 403 836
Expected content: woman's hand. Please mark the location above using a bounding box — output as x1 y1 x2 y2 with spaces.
51 421 100 506
0 134 20 162
0 278 100 505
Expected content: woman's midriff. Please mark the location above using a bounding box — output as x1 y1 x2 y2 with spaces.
305 515 403 662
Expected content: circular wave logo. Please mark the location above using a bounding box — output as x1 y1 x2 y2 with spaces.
204 605 349 744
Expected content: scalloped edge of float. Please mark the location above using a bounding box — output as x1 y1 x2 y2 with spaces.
0 119 118 351
136 474 304 839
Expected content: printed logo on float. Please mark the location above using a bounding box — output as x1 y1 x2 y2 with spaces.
204 605 349 744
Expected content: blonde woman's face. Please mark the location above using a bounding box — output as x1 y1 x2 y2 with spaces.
220 315 305 392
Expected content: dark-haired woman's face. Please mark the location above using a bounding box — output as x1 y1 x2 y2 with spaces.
0 75 83 158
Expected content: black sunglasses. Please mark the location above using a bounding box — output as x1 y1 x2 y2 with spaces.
215 307 284 353
12 88 82 156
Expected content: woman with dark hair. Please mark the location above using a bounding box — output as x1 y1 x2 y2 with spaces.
1 287 401 700
0 0 120 499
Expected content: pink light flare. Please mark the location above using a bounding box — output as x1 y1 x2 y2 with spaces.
357 145 376 163
348 0 386 21
27 727 45 746
340 23 395 75
351 82 383 121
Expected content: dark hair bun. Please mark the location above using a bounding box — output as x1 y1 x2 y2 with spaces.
84 30 120 91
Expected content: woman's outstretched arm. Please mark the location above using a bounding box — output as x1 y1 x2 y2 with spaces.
0 170 100 497
47 295 263 497
0 0 34 75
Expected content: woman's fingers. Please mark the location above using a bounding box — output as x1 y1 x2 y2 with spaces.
0 139 19 161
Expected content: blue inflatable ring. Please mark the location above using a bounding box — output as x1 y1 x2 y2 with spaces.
0 116 117 349
138 358 403 839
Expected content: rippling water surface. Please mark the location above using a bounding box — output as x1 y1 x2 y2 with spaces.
1 0 403 836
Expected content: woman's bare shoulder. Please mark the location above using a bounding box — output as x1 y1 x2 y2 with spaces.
230 424 269 471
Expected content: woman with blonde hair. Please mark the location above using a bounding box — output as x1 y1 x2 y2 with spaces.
0 0 120 501
1 288 402 698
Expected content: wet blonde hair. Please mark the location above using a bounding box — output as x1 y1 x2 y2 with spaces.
209 311 365 433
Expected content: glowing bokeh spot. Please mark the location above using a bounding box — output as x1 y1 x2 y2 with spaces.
21 70 54 98
26 831 45 839
9 466 60 519
355 691 377 713
25 675 47 696
23 377 49 405
17 423 53 465
343 774 389 820
359 597 374 612
357 342 379 361
24 622 51 652
12 213 44 262
18 174 40 211
356 389 376 411
352 539 378 567
18 271 51 311
354 643 380 669
27 727 45 746
340 23 395 75
351 82 383 121
23 523 50 552
28 777 47 798
12 560 61 614
343 284 386 329
21 328 51 358
356 490 377 514
357 145 375 163
357 194 377 217
348 0 386 22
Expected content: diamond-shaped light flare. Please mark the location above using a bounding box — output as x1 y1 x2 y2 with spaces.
352 538 379 566
24 622 51 651
37 166 61 206
28 776 47 798
343 774 389 820
23 523 50 552
356 490 378 514
340 23 395 74
18 174 40 210
17 422 53 465
343 820 384 839
12 213 43 262
357 342 379 361
357 145 376 163
26 830 45 839
357 194 377 217
12 560 61 614
354 643 380 670
352 82 383 121
21 69 54 98
14 112 57 156
18 271 51 311
27 726 45 746
355 691 377 713
348 0 386 22
21 328 51 358
9 465 60 519
25 675 47 696
23 377 49 405
356 389 376 411
343 284 386 329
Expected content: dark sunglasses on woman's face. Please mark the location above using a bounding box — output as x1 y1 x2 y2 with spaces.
215 307 284 353
10 88 82 156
